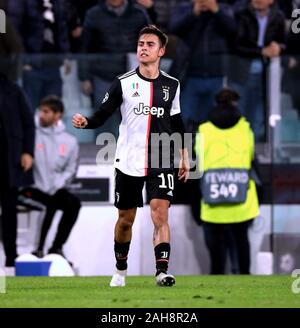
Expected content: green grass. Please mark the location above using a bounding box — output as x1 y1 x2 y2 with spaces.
0 276 299 308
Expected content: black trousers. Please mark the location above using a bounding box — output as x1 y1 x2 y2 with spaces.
0 187 18 266
20 187 81 251
203 220 253 274
0 133 19 266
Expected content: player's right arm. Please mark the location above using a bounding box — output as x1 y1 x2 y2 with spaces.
72 78 122 129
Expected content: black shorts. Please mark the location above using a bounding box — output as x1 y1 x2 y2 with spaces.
114 169 175 210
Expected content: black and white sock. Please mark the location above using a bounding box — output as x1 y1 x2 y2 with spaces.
114 240 130 271
154 242 170 276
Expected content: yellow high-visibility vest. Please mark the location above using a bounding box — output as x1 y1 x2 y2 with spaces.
195 117 260 223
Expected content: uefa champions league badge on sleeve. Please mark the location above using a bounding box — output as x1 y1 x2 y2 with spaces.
15 254 75 277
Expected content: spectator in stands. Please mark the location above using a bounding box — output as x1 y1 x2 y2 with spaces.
282 8 300 117
170 0 237 133
195 88 260 274
0 72 35 269
153 0 184 32
0 0 23 81
7 0 70 110
224 0 249 12
135 0 157 24
229 0 286 141
148 0 183 60
79 0 149 136
65 0 98 53
19 96 81 259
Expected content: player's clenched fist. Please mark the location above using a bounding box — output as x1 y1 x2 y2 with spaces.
72 113 88 129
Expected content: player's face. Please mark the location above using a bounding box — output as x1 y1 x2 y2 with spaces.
39 105 61 127
137 34 165 64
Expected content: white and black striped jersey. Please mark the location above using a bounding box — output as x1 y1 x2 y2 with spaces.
86 67 183 177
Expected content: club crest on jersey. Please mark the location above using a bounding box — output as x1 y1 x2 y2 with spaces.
162 86 170 102
134 103 164 118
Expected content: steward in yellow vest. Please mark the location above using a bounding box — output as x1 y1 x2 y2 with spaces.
195 88 260 274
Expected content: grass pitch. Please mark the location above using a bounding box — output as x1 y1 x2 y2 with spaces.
1 275 299 308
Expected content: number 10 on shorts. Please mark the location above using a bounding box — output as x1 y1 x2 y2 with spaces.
158 173 174 190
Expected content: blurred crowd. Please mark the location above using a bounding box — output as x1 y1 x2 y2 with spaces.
0 0 300 142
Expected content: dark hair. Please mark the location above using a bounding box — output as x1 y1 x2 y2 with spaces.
40 95 64 114
215 88 240 107
138 25 168 48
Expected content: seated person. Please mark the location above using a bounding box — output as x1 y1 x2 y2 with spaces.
20 96 81 259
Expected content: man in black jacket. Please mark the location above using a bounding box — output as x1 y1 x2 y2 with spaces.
281 2 300 117
0 73 35 268
170 0 237 133
7 0 70 110
229 0 286 141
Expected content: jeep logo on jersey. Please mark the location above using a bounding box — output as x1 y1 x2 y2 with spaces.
162 86 170 102
134 103 164 118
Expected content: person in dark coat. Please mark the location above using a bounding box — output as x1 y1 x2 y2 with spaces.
0 72 35 267
169 0 237 133
6 0 70 110
281 5 300 117
0 0 23 81
228 0 286 142
65 0 98 53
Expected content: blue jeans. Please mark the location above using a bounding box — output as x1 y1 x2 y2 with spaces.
230 73 266 142
181 76 224 132
23 67 62 110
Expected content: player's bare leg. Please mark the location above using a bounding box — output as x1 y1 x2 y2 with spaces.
115 208 136 243
150 199 175 287
110 208 136 287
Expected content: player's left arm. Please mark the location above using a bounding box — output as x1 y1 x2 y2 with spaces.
170 82 190 182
